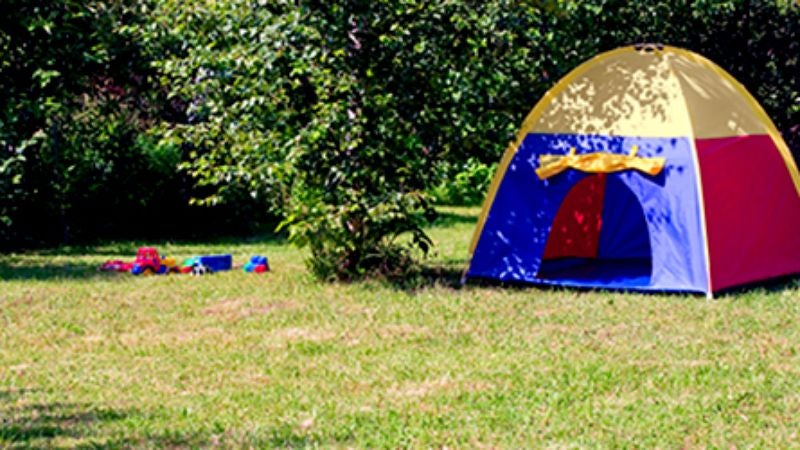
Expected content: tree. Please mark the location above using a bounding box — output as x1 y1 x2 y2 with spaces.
140 0 800 280
0 0 167 245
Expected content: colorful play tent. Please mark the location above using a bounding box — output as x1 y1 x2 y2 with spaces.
465 44 800 296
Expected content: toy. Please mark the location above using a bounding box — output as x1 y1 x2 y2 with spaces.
161 256 180 274
99 260 133 272
130 247 180 275
244 255 269 273
190 264 211 276
131 247 162 275
197 254 232 272
181 254 232 275
180 257 197 274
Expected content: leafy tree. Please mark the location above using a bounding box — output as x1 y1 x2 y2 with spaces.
140 0 550 279
141 0 799 280
4 0 796 273
0 0 161 245
0 0 267 248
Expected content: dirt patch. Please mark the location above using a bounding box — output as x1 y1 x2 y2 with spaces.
8 363 30 375
378 323 431 339
203 298 299 321
338 303 376 319
272 327 336 343
343 323 431 347
203 298 247 316
753 332 795 357
769 363 800 375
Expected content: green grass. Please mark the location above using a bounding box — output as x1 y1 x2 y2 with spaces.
2 206 800 448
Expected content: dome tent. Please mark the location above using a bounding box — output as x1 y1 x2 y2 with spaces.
465 44 800 297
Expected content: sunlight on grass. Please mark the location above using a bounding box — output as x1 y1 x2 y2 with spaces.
2 206 800 447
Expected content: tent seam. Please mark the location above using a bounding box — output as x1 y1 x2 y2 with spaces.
664 49 714 298
667 47 800 197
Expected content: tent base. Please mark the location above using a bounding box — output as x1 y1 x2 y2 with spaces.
536 257 652 289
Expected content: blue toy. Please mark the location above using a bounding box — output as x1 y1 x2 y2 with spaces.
244 255 269 273
180 254 232 274
197 254 232 272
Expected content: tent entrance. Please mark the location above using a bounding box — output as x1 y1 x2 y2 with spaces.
536 173 653 287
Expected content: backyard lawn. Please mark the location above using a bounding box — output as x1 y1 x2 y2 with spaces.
2 206 800 448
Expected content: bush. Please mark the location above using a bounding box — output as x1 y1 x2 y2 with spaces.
283 195 434 281
432 159 497 206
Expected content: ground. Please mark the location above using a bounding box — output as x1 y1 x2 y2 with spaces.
1 207 799 448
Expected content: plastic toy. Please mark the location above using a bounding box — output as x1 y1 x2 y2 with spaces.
190 264 211 276
244 255 269 273
161 256 180 274
180 257 197 274
99 260 133 272
130 247 180 275
131 247 162 275
180 254 232 275
197 254 232 272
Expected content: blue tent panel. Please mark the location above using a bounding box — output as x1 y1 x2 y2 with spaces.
467 133 708 293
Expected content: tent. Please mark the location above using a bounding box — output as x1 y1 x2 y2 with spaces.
465 44 800 297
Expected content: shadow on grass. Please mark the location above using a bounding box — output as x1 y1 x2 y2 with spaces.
0 232 289 281
0 389 211 449
460 274 800 299
714 274 800 299
19 242 142 258
18 232 288 258
1 403 126 447
0 261 104 281
0 388 327 448
235 247 798 299
428 211 477 229
384 263 466 291
1 389 124 448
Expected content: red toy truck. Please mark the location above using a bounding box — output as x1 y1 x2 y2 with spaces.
131 247 163 275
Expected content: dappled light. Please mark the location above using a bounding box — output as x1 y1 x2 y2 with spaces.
531 48 690 138
3 0 800 447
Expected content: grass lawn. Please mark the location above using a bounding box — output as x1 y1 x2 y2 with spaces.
2 206 800 448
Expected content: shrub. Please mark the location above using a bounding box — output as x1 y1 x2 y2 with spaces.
432 159 497 206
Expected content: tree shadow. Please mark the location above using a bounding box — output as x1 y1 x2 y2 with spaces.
714 275 800 299
0 389 124 448
0 388 329 448
0 260 105 281
18 242 141 258
1 403 126 447
0 231 289 281
428 210 478 228
17 231 288 258
383 261 466 292
0 389 210 449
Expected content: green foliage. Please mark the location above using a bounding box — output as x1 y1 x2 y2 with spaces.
0 152 24 228
432 159 498 206
282 186 433 281
139 1 444 279
135 0 800 280
136 0 314 212
0 0 167 245
0 0 272 247
2 0 798 275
